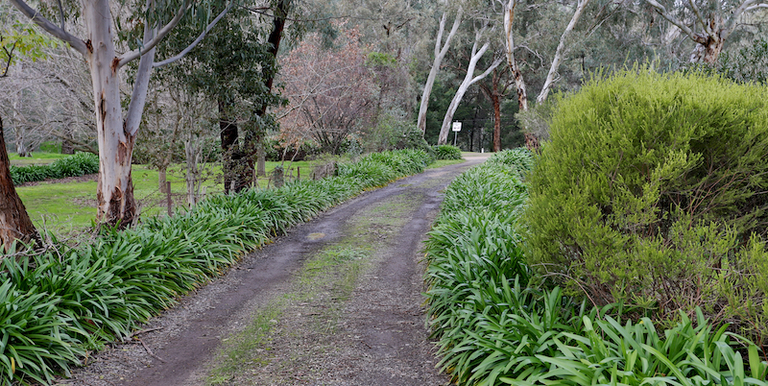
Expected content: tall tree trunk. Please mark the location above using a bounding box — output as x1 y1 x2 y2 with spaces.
417 8 462 135
438 33 502 145
504 0 529 113
85 0 138 227
536 0 590 104
240 0 289 188
0 114 41 253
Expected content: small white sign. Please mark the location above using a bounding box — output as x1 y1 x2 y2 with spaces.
452 122 462 132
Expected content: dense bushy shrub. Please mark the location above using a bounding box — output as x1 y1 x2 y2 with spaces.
10 153 98 185
432 145 461 160
264 138 319 161
426 149 768 385
525 70 768 343
0 149 430 385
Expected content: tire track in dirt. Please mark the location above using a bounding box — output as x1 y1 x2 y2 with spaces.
61 154 489 386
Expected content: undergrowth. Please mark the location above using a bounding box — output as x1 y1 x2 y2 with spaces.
0 149 431 385
424 148 768 385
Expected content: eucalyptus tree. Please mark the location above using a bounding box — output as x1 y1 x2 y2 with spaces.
436 17 503 145
8 0 232 226
418 2 462 134
478 64 512 152
645 0 768 63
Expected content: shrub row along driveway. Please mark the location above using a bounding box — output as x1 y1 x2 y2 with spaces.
64 154 489 386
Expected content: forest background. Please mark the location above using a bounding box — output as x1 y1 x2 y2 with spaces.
1 0 767 237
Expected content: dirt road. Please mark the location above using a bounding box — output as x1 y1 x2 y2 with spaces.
61 154 489 386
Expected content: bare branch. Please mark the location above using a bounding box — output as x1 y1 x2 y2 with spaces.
687 0 711 37
1 42 17 78
117 0 192 68
56 0 65 31
7 0 88 56
470 56 503 86
726 0 760 39
645 0 697 41
153 3 233 68
537 0 590 103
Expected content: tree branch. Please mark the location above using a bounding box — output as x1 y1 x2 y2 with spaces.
687 0 711 37
56 0 65 31
470 56 503 86
1 42 17 78
152 2 232 68
125 0 157 136
537 0 590 103
645 0 697 41
117 0 191 68
7 0 88 56
725 0 759 40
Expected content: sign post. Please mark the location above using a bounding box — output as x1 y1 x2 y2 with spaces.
452 121 462 147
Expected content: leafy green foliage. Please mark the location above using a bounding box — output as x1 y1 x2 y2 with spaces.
10 153 98 185
719 38 768 85
0 149 430 385
524 69 768 345
432 145 461 160
425 148 768 385
1 21 59 76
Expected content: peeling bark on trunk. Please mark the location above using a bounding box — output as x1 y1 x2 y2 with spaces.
504 0 529 113
691 33 724 64
0 115 40 253
85 0 138 227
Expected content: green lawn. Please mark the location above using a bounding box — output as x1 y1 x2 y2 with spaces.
17 160 315 236
16 155 453 237
9 152 70 166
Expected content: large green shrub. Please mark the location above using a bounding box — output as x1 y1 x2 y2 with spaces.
426 149 768 385
525 70 768 342
432 145 462 160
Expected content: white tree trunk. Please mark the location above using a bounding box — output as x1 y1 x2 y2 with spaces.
536 0 590 104
503 0 529 112
9 0 223 227
437 33 503 145
82 0 140 226
417 7 462 134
